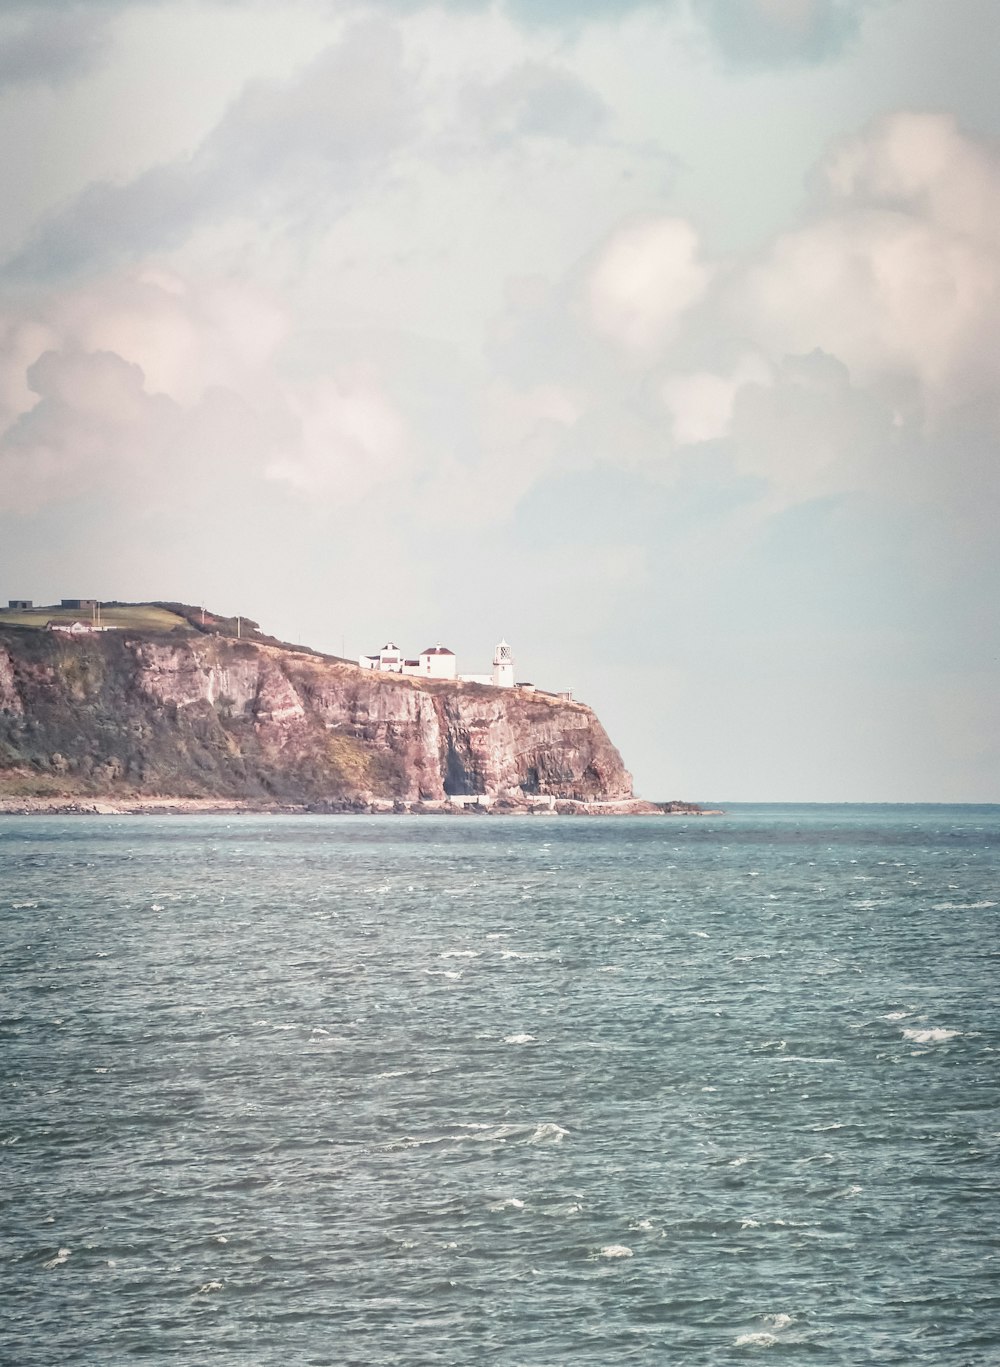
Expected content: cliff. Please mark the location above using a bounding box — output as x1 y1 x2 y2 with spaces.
0 624 637 810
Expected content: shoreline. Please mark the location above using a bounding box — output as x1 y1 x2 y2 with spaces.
0 794 719 817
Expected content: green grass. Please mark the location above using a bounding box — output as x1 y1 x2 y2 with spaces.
0 604 189 632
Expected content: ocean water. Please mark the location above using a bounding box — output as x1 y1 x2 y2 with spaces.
1 806 998 1365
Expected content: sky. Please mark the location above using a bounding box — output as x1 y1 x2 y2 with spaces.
1 0 999 802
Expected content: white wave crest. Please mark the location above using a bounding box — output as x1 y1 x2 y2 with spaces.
440 950 479 959
503 1033 536 1045
735 1312 794 1346
528 1122 569 1144
932 900 997 910
488 1197 525 1212
902 1027 962 1044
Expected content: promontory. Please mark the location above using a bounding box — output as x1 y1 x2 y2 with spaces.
0 603 671 814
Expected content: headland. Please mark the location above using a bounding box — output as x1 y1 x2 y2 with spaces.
0 601 707 815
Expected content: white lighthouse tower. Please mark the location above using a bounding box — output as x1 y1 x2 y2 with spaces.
492 638 514 688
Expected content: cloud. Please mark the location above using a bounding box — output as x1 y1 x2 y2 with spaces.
692 0 879 68
0 268 287 416
461 61 609 147
661 353 773 444
266 366 412 500
355 0 881 68
725 348 898 504
0 265 414 514
4 21 419 281
583 217 712 354
479 110 1000 529
821 109 1000 245
0 8 112 88
731 111 1000 418
0 347 179 512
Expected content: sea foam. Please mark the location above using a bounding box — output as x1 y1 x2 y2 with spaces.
902 1026 962 1043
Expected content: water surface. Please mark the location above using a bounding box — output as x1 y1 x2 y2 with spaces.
2 808 998 1364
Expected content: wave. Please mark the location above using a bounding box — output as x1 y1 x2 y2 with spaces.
488 1197 525 1212
528 1122 569 1144
902 1026 962 1043
932 900 997 910
735 1313 794 1346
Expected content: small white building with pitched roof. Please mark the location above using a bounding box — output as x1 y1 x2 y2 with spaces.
418 645 456 679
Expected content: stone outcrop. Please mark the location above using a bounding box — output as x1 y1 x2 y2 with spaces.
0 627 635 807
0 647 23 716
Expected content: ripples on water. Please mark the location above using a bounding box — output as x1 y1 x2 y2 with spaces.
2 807 998 1365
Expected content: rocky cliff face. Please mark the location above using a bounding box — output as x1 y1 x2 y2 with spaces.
0 629 634 806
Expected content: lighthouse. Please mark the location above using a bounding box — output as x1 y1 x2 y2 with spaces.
492 638 514 688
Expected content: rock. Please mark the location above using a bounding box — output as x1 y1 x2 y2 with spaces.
0 626 636 808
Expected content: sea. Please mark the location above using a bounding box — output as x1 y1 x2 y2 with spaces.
1 805 998 1366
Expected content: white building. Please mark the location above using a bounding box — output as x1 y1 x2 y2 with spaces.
359 638 514 687
358 642 406 672
418 645 457 680
46 620 103 635
358 642 457 680
492 638 514 688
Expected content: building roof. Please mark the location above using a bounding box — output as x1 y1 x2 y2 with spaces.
421 644 455 655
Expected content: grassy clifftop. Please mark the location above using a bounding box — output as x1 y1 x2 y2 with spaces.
0 603 189 632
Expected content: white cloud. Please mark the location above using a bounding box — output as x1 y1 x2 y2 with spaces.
583 216 712 354
821 109 1000 245
0 346 179 512
661 352 772 444
266 367 411 500
731 112 1000 419
0 266 415 513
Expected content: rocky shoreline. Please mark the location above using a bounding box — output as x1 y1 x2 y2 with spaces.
0 794 716 817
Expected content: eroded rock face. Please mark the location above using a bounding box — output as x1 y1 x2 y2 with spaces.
0 630 634 804
0 648 23 716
